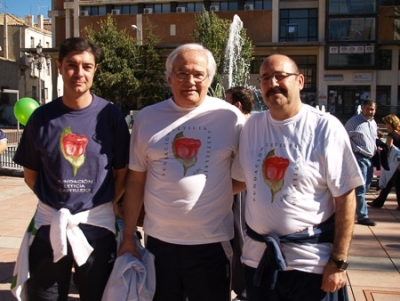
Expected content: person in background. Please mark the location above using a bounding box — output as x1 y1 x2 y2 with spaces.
344 98 378 226
232 54 363 300
225 86 254 301
12 37 130 301
225 86 254 118
0 129 7 154
368 114 400 209
119 43 245 301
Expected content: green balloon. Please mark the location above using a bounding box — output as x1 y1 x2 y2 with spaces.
14 97 40 125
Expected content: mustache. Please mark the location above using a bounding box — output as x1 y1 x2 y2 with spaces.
266 87 287 97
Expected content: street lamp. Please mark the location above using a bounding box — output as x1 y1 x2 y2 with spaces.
131 24 142 45
27 43 51 105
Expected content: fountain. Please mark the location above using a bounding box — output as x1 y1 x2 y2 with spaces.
315 105 320 111
223 14 248 89
321 105 326 112
357 105 361 115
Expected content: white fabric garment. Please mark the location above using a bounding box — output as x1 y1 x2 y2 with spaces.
11 201 116 301
232 104 364 274
101 237 156 301
379 145 400 188
36 201 116 266
129 96 245 245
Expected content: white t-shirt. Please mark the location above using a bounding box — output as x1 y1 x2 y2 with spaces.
232 104 363 274
130 96 245 245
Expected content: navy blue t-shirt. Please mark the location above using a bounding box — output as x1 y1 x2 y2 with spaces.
14 94 130 214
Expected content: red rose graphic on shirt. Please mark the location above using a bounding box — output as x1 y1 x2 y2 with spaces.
262 149 290 203
172 131 201 176
60 126 88 176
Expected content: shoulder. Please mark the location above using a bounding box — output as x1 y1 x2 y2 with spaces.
93 94 124 115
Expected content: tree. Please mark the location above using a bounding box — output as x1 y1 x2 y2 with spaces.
193 9 254 98
84 15 167 110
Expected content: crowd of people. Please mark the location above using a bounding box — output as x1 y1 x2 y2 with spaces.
9 37 400 301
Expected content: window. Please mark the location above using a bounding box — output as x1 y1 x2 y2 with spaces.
380 0 400 5
250 56 264 74
293 55 317 92
376 86 392 117
377 49 392 70
244 1 272 10
30 37 34 48
328 18 376 41
154 3 171 13
186 3 204 12
279 9 317 42
220 1 238 11
326 46 375 69
99 6 107 15
32 86 37 101
328 0 376 14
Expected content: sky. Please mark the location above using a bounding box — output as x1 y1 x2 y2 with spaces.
1 0 52 19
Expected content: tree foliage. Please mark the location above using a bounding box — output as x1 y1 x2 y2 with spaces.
84 16 167 110
193 9 254 98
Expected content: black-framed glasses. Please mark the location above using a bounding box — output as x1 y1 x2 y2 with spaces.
257 72 299 84
173 71 208 83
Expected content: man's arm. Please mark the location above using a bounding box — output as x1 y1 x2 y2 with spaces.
112 165 128 218
117 169 146 258
0 141 6 154
321 189 356 293
23 167 38 191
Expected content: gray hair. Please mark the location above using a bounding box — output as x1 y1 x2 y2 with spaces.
165 43 216 83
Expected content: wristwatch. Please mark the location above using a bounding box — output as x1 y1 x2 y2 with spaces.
329 256 349 271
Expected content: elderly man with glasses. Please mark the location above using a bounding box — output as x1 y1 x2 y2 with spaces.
119 43 246 301
231 54 363 301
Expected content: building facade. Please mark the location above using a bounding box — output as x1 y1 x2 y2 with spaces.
0 14 55 126
49 0 400 121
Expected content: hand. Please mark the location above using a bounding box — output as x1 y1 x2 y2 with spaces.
321 261 347 293
117 235 142 260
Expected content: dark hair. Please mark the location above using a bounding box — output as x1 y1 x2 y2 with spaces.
225 86 254 114
361 98 376 107
58 37 102 64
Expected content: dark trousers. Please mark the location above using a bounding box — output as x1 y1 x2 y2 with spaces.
147 236 231 301
373 169 400 207
27 229 116 301
244 265 349 301
231 192 247 299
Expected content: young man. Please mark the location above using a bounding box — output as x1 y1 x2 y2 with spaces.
119 43 245 301
232 54 363 300
345 98 378 226
12 37 130 301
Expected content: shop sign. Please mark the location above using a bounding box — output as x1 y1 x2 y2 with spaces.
353 72 372 82
324 74 343 81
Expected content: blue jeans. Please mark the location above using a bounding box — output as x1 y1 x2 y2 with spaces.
354 154 372 220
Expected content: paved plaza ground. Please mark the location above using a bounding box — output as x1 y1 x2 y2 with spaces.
1 175 400 300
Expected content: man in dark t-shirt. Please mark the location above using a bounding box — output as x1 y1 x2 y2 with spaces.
12 37 130 301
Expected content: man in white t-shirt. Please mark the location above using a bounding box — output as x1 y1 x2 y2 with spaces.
231 54 363 301
118 43 245 301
